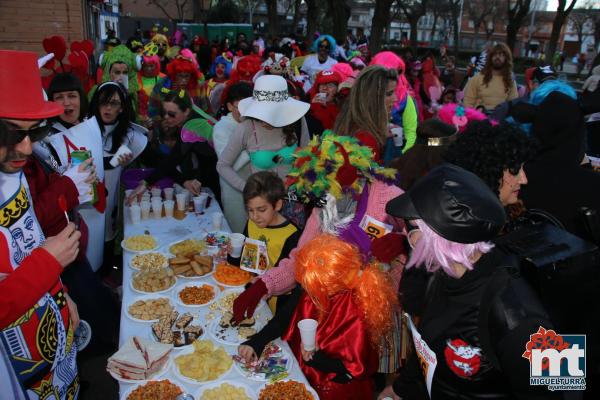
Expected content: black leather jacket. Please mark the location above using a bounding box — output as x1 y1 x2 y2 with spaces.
394 249 565 399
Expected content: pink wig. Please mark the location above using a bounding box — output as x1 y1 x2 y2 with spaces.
142 55 161 77
331 62 355 81
179 48 199 70
437 103 488 133
370 51 409 103
406 220 494 278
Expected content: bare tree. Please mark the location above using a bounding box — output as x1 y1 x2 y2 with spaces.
244 0 263 26
265 0 280 37
370 0 397 53
569 11 590 51
395 0 429 52
328 0 351 41
446 0 462 54
147 0 190 22
292 0 302 30
506 0 533 52
428 0 451 46
466 0 498 46
306 0 320 45
546 0 578 58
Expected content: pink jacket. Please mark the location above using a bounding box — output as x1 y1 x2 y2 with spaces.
262 180 404 295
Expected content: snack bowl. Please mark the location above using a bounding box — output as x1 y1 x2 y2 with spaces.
195 380 256 400
171 342 234 385
130 268 176 295
173 282 218 308
125 295 174 323
119 378 184 400
121 234 159 253
129 252 169 270
233 342 293 382
167 236 207 258
257 379 320 400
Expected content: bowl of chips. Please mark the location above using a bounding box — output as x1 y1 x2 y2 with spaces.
122 234 158 253
168 238 206 257
130 252 169 270
173 340 233 384
196 381 255 400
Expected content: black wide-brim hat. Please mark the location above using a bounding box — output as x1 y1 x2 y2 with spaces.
386 163 506 244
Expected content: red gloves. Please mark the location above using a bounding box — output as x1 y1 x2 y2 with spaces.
371 232 406 264
232 279 267 323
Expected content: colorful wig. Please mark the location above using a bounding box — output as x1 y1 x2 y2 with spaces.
151 33 169 47
331 62 355 81
209 53 233 78
529 79 577 106
370 51 409 104
100 44 139 94
141 55 161 77
229 54 262 83
406 219 494 278
286 130 400 204
437 103 487 132
166 55 200 90
295 234 398 349
179 48 199 70
311 35 337 57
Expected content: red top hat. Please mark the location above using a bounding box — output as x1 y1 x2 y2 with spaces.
0 50 63 119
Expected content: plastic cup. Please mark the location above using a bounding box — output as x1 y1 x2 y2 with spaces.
130 204 141 224
163 200 174 217
298 319 318 351
109 144 132 167
193 196 206 212
163 187 174 200
391 126 404 147
229 233 245 258
151 187 162 198
176 193 187 211
140 201 151 220
151 198 162 219
211 212 223 230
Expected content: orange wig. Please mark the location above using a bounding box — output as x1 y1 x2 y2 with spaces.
294 234 399 349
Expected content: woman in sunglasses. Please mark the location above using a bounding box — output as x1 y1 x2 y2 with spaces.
128 89 220 201
301 35 338 86
88 81 148 274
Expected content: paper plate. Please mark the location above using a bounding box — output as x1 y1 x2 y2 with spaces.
109 357 171 384
212 289 267 314
171 345 234 385
129 252 169 270
125 295 175 323
173 283 218 308
121 237 159 253
195 380 256 400
258 379 320 400
119 379 184 400
149 323 206 352
208 313 267 346
129 272 176 295
167 235 207 257
233 344 293 382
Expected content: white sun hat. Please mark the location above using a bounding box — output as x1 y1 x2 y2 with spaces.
238 74 310 127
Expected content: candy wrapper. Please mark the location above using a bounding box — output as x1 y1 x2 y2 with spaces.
233 342 289 381
240 238 269 275
204 232 230 264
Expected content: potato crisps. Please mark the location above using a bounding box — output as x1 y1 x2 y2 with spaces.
174 340 232 382
200 383 251 400
124 234 157 251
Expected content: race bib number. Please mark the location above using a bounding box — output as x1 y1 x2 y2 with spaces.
359 215 392 240
405 313 437 398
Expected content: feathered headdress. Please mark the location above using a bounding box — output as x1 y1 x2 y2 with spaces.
286 130 400 205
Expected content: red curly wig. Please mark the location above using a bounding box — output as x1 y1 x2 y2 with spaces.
166 57 199 90
294 234 399 350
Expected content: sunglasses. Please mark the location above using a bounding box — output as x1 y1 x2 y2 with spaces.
319 45 330 50
162 111 178 119
2 121 50 146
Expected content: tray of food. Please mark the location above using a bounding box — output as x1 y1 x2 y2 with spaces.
173 339 233 384
121 379 184 400
174 283 217 307
168 237 206 257
258 379 319 400
130 252 169 270
107 336 171 383
233 342 292 381
151 310 204 349
126 296 174 323
209 306 270 345
214 263 253 287
196 380 255 400
168 254 213 278
122 234 158 253
130 267 176 294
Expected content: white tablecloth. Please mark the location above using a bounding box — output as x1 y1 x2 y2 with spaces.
118 191 313 399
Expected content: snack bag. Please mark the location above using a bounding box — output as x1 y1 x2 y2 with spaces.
240 238 270 274
70 149 98 203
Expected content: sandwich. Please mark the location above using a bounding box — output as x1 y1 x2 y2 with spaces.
107 336 172 380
